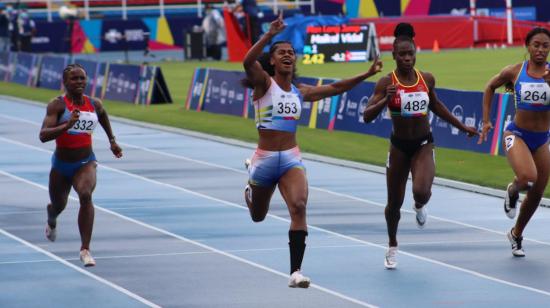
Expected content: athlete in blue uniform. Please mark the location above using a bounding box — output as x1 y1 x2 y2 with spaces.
242 12 382 287
479 27 550 257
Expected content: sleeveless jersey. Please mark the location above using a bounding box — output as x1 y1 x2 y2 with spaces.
254 78 302 133
388 69 430 117
514 61 550 111
56 95 99 148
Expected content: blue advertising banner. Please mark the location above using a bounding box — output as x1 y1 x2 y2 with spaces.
334 81 393 137
0 52 13 81
186 68 208 111
315 78 339 130
136 65 156 105
75 59 101 97
430 89 490 153
32 21 69 53
103 63 140 103
203 70 248 116
11 53 39 87
296 76 319 127
101 20 149 52
38 55 67 90
94 62 108 99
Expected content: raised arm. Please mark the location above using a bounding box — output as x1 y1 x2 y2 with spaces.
242 12 286 95
94 98 123 158
423 72 478 137
39 98 78 143
478 64 518 143
363 75 393 123
299 58 383 102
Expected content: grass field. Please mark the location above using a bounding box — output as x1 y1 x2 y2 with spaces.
2 47 547 196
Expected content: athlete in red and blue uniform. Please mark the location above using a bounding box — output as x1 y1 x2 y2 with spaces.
479 27 550 257
39 64 123 267
242 12 382 287
364 23 478 269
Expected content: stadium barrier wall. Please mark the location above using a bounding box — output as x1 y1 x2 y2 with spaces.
186 68 514 156
0 52 172 104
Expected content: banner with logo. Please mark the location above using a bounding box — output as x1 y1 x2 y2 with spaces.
101 20 149 52
103 63 141 102
32 21 70 53
296 77 320 127
38 55 68 90
11 53 39 87
0 52 14 81
201 69 248 116
186 68 209 111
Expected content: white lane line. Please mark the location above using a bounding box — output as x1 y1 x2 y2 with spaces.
2 129 550 248
2 138 550 299
0 228 160 307
0 168 378 308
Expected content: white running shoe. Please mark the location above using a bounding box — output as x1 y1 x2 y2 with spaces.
244 158 251 171
413 204 427 229
45 224 56 242
80 249 96 267
384 246 398 269
288 270 310 288
504 183 519 219
507 229 525 257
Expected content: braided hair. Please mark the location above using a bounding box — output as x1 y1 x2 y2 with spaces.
62 63 86 82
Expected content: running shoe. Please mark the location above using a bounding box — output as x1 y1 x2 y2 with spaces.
45 224 56 242
80 249 96 267
507 229 525 257
384 246 398 269
504 183 519 219
288 270 310 288
413 204 427 229
244 158 251 171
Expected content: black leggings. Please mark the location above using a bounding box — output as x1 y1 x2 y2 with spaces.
390 133 434 158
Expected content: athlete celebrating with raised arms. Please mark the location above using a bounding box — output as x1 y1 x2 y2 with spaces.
39 64 123 267
363 23 478 269
242 12 382 287
478 27 550 257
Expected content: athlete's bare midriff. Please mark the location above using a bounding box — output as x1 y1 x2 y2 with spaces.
257 130 297 151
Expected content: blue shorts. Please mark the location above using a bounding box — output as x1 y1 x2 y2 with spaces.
248 146 305 187
51 152 97 180
505 122 549 152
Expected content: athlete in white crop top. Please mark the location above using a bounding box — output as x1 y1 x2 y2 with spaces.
479 27 550 257
242 12 383 287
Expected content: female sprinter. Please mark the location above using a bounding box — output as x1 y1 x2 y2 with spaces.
478 27 550 257
39 64 123 266
363 23 478 269
242 12 383 287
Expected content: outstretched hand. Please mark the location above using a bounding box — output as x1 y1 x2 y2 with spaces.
477 121 492 143
268 11 286 36
367 56 383 77
463 126 479 138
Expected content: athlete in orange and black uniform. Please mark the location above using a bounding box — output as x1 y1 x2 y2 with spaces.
39 64 123 267
363 23 478 269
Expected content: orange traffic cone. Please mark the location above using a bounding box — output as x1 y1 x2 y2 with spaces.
432 40 440 53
